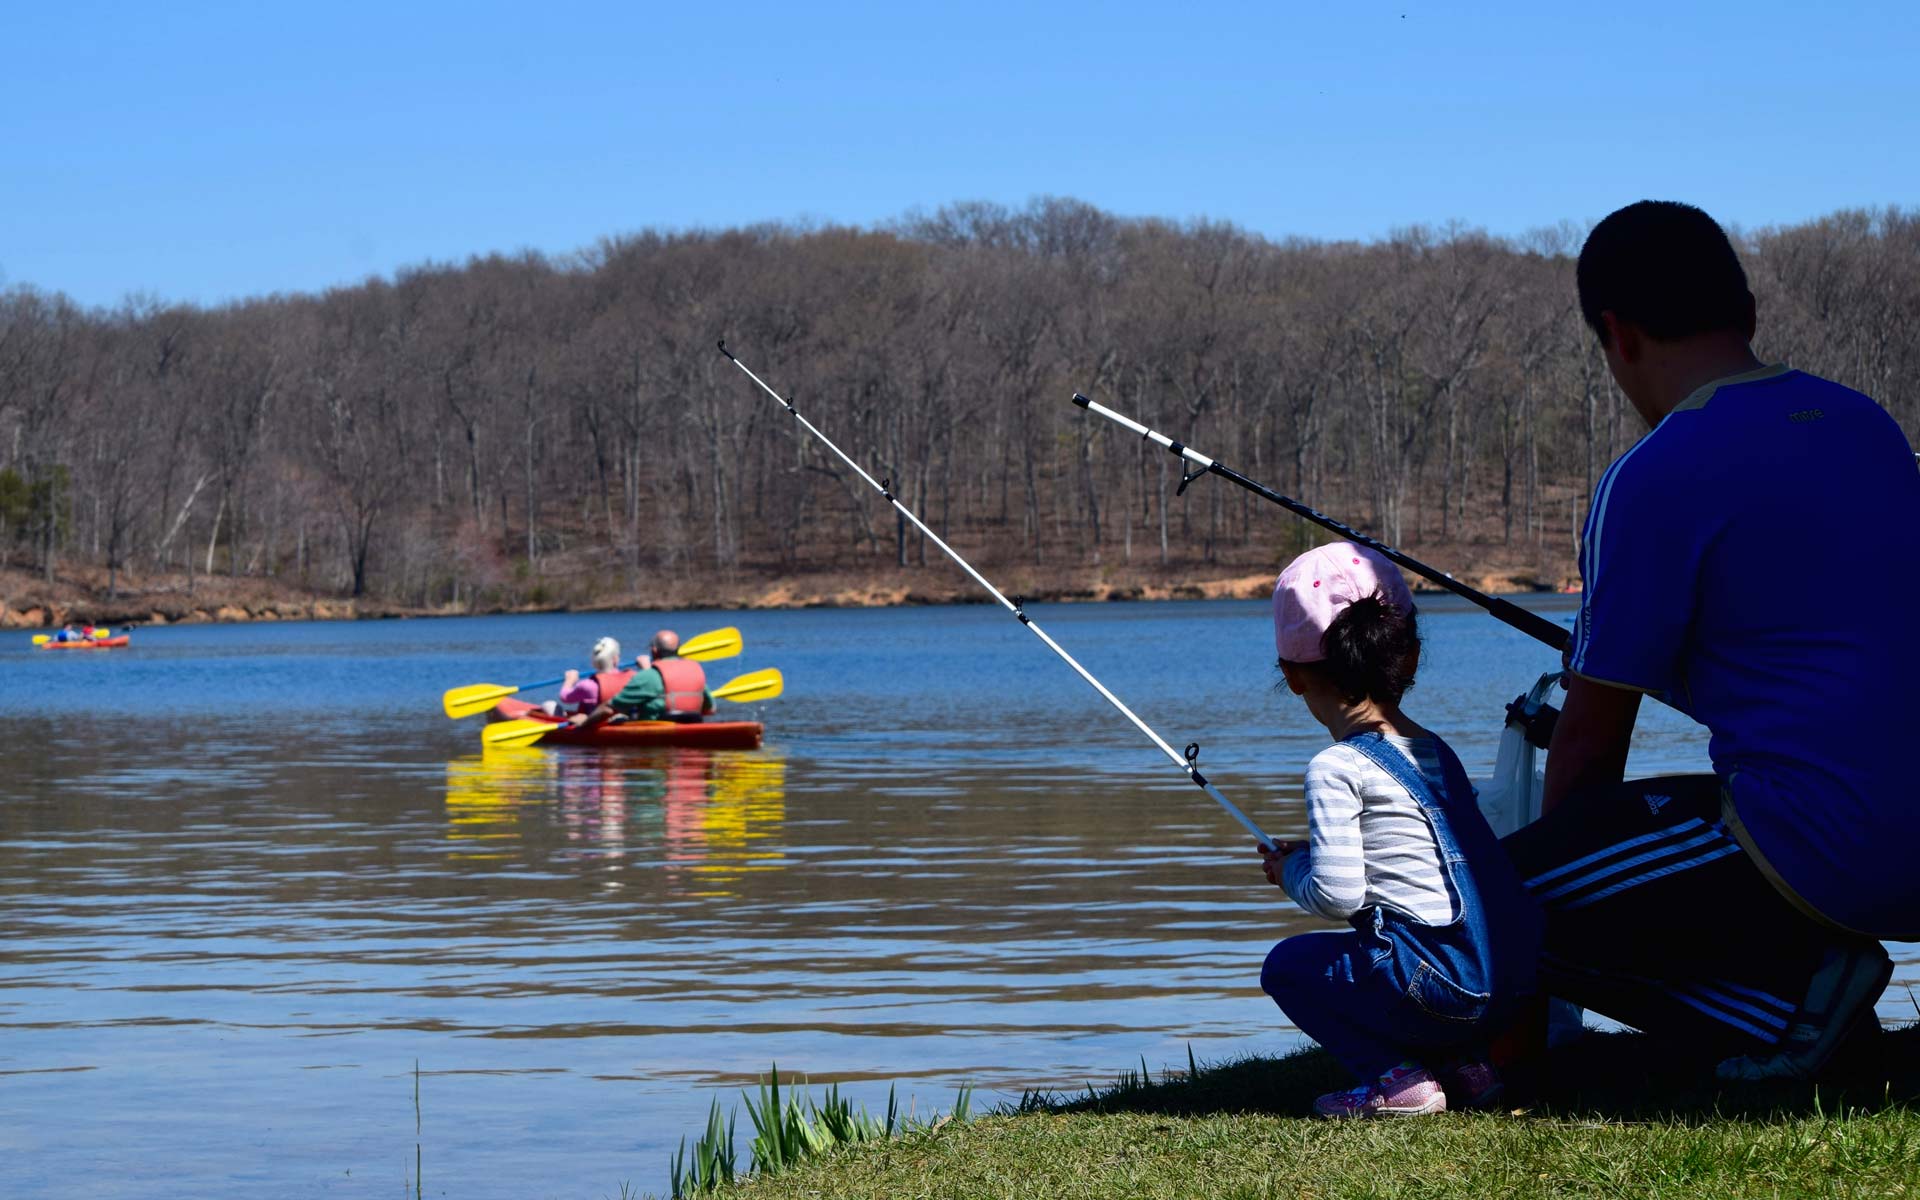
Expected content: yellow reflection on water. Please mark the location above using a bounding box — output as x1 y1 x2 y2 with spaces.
444 747 549 859
442 747 787 888
668 753 788 895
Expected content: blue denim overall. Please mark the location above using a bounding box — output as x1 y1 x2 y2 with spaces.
1262 732 1544 1080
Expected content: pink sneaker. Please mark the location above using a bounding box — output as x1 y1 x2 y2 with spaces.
1440 1060 1505 1110
1312 1063 1447 1119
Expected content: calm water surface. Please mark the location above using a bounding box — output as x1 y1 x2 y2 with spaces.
3 598 1912 1198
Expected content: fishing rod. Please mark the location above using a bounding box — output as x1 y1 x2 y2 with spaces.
1071 392 1572 654
717 341 1275 850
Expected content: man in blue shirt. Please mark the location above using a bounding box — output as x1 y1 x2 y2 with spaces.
1503 200 1920 1081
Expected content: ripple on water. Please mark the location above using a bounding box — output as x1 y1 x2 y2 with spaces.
1 601 1801 1200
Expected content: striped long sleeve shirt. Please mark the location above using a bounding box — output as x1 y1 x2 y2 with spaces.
1279 735 1457 925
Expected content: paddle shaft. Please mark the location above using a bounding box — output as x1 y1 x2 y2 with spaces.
519 631 736 692
1072 393 1572 655
719 342 1274 849
445 627 744 718
35 628 114 644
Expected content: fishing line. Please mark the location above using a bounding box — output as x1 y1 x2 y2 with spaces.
1071 392 1572 654
717 341 1275 849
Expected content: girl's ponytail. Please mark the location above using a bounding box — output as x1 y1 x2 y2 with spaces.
1320 592 1420 704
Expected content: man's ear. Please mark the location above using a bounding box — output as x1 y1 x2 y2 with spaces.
1600 311 1643 363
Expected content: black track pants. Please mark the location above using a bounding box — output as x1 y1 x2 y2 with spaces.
1501 775 1843 1055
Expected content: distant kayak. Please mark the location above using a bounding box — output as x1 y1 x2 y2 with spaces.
489 698 764 750
37 636 131 650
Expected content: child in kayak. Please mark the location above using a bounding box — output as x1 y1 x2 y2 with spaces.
1259 542 1542 1117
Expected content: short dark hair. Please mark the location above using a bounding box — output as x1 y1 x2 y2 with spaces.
1576 201 1752 346
1319 593 1420 705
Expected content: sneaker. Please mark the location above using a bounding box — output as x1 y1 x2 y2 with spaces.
1715 942 1893 1082
1487 995 1549 1073
1439 1060 1506 1110
1312 1063 1446 1119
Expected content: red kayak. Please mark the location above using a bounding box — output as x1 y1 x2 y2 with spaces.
489 698 764 750
37 636 131 650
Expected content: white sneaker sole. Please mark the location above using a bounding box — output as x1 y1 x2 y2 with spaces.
1715 944 1892 1082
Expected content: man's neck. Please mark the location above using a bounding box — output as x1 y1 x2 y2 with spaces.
1634 336 1766 426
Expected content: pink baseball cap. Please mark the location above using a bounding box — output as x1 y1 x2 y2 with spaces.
1273 542 1415 663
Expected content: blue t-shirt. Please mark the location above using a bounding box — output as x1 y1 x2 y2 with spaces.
1571 364 1920 938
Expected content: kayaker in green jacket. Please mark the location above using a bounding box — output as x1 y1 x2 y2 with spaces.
565 630 715 728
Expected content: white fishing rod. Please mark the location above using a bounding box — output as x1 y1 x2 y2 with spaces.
717 341 1275 850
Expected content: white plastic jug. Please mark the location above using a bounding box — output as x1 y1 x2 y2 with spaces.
1475 671 1560 837
1473 670 1584 1045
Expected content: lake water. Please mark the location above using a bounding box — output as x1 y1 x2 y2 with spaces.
3 598 1913 1198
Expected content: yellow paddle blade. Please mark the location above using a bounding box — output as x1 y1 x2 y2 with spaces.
91 628 112 639
443 682 518 720
712 667 783 703
32 634 51 644
678 626 742 662
482 718 559 749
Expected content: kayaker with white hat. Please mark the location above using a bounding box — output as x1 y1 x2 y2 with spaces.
543 636 625 717
566 629 715 728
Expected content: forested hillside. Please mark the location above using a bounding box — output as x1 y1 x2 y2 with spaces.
2 199 1913 617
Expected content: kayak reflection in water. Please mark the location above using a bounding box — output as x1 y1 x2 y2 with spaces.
566 629 716 730
444 747 788 889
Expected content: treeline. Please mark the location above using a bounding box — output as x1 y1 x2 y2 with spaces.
2 200 1915 607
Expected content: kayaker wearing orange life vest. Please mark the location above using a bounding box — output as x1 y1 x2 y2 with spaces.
565 629 715 729
544 637 625 717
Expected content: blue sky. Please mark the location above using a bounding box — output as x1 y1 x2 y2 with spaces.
5 1 1916 308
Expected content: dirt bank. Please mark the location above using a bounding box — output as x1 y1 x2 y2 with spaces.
1 558 1578 629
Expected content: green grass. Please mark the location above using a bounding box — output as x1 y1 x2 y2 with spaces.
692 1027 1920 1199
669 1097 739 1196
669 1064 973 1198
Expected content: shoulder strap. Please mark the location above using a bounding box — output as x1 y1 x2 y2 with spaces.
1341 732 1442 808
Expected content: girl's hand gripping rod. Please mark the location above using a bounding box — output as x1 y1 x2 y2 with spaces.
718 341 1275 850
1071 392 1572 654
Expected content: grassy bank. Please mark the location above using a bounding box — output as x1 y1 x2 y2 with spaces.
696 1027 1920 1199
